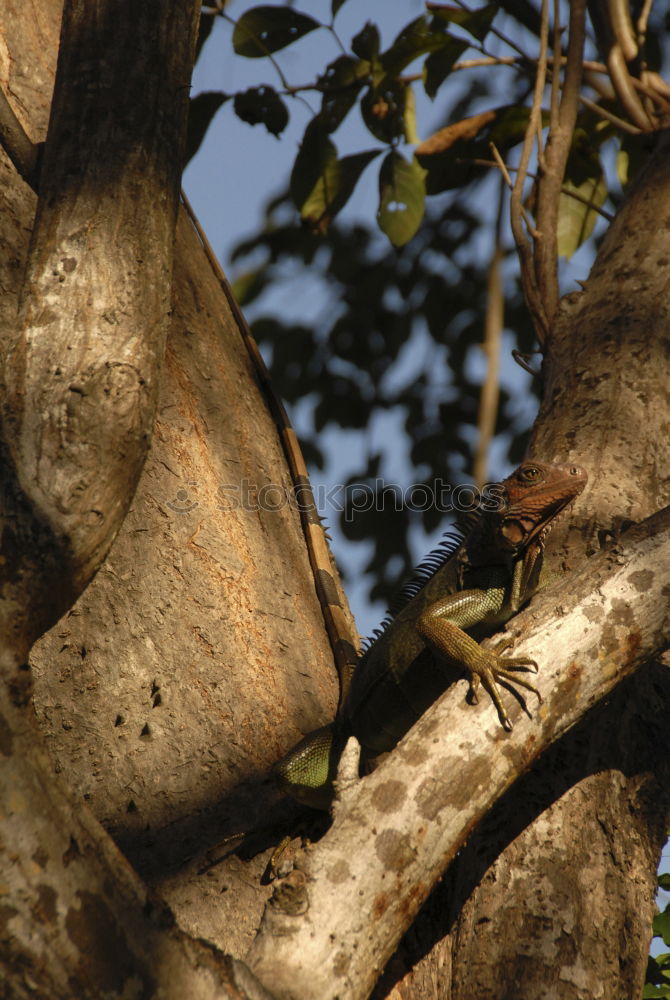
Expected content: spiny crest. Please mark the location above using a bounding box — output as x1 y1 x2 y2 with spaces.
387 527 463 617
357 526 466 655
373 508 482 629
359 624 389 654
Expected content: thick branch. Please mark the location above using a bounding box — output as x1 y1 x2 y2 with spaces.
1 0 199 647
248 508 670 1000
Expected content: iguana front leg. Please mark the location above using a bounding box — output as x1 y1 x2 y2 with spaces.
416 588 540 731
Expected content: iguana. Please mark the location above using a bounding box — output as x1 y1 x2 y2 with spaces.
179 197 587 815
273 460 587 809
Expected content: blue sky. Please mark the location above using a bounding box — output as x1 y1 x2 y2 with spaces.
183 1 603 635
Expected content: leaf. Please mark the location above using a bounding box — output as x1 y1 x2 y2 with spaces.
331 0 348 17
377 152 426 246
361 79 407 143
424 36 468 98
290 119 332 210
655 908 670 947
429 3 497 42
233 6 320 58
416 105 542 194
381 14 463 77
185 92 230 164
659 873 670 891
383 16 442 74
233 86 288 136
351 22 380 61
231 269 267 307
557 173 606 258
404 86 419 145
417 109 497 156
317 55 370 133
300 148 381 232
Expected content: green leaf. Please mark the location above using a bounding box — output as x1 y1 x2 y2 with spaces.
404 86 419 144
655 909 670 947
300 148 381 231
557 172 607 258
381 14 456 76
659 873 670 891
351 22 380 61
233 6 320 58
361 78 407 143
488 104 541 146
417 105 542 194
317 55 370 133
643 986 670 998
430 3 497 42
290 119 332 210
233 86 288 136
424 36 468 98
377 152 426 246
231 269 267 307
185 92 229 164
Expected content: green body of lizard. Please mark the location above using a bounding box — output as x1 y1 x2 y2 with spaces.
274 460 587 809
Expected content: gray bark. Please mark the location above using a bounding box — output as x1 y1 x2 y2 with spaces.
246 509 670 1000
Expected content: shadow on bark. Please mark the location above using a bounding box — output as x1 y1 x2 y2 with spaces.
371 659 670 999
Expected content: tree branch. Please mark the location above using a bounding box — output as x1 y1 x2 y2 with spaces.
248 508 670 1000
510 0 550 342
533 0 587 327
1 0 199 649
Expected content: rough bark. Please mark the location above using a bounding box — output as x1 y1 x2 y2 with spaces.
1 0 346 981
2 0 198 649
31 206 343 955
246 509 670 1000
0 686 274 1000
2 1 669 998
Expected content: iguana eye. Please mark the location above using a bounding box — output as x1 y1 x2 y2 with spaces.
519 465 541 482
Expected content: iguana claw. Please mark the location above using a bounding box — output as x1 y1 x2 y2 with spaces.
467 637 541 730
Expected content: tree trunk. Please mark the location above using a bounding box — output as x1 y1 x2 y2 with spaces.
1 0 345 990
2 1 669 998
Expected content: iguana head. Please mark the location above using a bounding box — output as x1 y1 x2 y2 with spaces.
494 460 587 553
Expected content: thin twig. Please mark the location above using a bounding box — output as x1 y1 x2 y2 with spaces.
512 349 542 377
473 180 504 490
532 0 587 331
489 144 540 236
549 0 561 132
474 158 614 223
509 0 550 343
578 93 642 134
